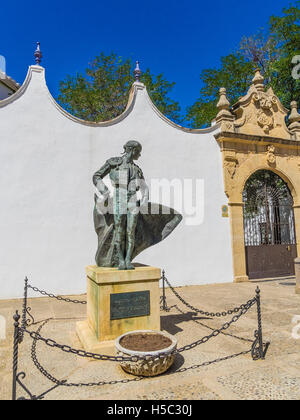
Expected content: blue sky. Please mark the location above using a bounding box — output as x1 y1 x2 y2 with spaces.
0 0 292 116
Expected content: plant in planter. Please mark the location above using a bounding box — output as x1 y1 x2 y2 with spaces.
115 330 177 377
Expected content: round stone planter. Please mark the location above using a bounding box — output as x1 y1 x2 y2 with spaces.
115 330 177 377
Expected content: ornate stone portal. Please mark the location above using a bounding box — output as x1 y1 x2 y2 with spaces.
215 69 300 283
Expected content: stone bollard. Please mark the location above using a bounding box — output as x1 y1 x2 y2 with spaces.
295 258 300 294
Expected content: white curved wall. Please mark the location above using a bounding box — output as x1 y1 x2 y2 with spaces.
0 66 233 298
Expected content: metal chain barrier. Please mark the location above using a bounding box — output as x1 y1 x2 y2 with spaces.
29 318 252 388
175 297 256 353
30 319 63 386
27 284 87 305
174 349 252 372
24 325 135 361
21 296 256 363
12 273 269 398
173 305 254 344
30 319 145 388
164 276 254 317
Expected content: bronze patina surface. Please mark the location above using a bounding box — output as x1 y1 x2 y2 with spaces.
93 140 182 270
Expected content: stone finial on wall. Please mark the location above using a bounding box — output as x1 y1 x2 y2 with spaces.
134 61 142 83
289 101 300 140
216 88 234 132
34 42 42 66
252 68 265 92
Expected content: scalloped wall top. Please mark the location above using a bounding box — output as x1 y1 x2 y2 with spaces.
0 65 218 133
0 63 232 299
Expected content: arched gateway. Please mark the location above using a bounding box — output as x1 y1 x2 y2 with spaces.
243 170 297 279
214 69 300 282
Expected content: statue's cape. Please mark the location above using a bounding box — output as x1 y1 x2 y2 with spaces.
94 198 182 267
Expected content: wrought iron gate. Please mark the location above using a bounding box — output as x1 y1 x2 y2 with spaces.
243 170 297 279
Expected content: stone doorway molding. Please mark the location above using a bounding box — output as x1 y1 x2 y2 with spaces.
214 70 300 282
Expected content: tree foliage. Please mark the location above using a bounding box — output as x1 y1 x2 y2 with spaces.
58 53 181 124
267 3 300 107
58 3 299 129
187 2 300 128
186 54 255 128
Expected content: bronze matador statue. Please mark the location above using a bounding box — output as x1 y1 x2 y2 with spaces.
93 140 182 270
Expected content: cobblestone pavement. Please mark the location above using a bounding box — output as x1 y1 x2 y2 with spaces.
0 277 300 400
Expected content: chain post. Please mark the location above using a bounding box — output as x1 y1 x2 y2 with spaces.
20 277 28 342
162 269 167 311
12 311 21 401
252 286 270 360
256 287 264 358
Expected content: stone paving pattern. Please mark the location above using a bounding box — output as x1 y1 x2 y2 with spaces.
0 278 300 400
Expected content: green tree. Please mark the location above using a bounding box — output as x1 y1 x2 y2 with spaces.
187 1 300 128
268 3 300 107
58 52 181 124
239 29 278 76
186 54 255 128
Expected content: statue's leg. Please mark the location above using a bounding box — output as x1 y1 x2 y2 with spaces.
114 213 126 270
125 205 139 270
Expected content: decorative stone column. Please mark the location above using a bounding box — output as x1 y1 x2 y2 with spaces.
294 258 300 294
228 202 249 283
215 88 235 132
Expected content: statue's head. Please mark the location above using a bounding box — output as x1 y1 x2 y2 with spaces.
123 140 142 160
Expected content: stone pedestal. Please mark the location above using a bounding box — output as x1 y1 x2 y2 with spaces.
295 258 300 295
76 264 161 353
